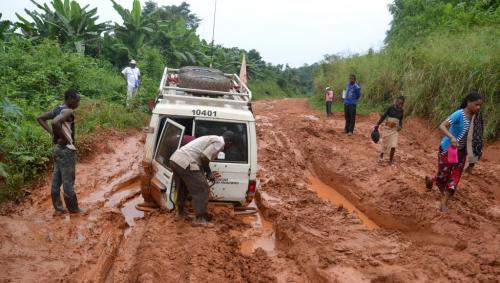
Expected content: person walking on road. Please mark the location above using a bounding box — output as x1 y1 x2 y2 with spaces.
375 96 405 165
343 74 361 135
121 59 140 107
169 131 234 226
325 87 334 117
37 88 84 214
425 92 484 213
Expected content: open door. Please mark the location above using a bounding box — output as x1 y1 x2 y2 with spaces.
151 118 185 210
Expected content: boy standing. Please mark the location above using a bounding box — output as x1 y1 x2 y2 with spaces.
37 88 83 213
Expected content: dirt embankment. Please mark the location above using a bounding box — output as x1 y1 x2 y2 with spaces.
0 99 498 282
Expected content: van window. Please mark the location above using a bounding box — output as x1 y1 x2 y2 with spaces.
155 116 193 154
195 120 248 163
155 122 183 168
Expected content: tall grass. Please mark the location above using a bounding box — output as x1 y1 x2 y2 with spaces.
249 79 289 100
314 27 499 139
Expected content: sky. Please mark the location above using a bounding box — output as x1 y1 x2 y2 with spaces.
2 0 393 67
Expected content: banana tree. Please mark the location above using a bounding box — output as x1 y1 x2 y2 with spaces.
16 3 59 40
150 18 202 67
51 0 109 54
16 0 109 54
110 0 154 58
0 13 12 40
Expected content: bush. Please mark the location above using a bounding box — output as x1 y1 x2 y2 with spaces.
249 80 288 100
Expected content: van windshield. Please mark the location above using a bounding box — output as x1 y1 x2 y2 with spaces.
195 120 248 163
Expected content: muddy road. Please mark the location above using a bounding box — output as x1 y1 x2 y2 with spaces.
1 99 499 282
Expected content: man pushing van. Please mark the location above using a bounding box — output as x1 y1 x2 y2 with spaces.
170 131 234 226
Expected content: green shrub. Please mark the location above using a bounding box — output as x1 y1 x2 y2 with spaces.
249 79 291 100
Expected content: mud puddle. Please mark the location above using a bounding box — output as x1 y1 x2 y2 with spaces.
240 213 276 256
83 178 144 237
308 176 379 230
233 202 276 256
121 196 144 237
82 175 139 205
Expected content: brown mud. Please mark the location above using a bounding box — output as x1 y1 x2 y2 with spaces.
1 99 499 282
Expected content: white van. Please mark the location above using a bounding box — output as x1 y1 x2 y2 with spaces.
140 66 257 210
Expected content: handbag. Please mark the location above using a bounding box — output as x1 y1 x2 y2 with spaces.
447 145 458 163
371 128 380 143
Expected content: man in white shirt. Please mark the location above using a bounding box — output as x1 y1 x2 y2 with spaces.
121 59 140 107
170 131 234 226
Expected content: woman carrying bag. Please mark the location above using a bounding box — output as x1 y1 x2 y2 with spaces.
374 96 405 165
425 92 484 212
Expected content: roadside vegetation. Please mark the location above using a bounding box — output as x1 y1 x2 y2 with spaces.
0 0 311 202
312 0 499 139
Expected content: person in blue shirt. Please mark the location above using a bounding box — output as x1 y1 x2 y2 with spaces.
343 74 361 135
425 92 484 213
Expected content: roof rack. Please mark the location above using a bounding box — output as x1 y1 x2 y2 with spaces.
157 67 252 103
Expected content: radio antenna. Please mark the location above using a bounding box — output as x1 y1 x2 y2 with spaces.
209 0 217 67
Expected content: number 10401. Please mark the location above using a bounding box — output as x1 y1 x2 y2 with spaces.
192 109 216 117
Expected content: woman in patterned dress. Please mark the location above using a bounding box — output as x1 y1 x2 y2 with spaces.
425 92 484 212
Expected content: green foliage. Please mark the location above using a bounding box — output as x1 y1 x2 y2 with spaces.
0 13 12 40
249 80 289 100
16 0 109 54
143 1 200 29
110 0 154 58
386 0 499 45
76 98 145 135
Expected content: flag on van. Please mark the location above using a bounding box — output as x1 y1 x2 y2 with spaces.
239 54 248 87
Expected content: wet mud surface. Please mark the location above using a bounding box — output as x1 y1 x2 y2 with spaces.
1 99 499 282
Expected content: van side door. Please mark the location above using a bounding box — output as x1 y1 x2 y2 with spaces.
151 118 185 210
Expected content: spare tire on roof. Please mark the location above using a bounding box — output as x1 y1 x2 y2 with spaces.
179 66 224 75
178 71 231 92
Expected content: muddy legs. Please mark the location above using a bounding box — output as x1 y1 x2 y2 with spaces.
440 190 451 213
379 148 396 165
52 146 83 213
389 148 396 165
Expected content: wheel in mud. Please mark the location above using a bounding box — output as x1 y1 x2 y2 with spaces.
178 71 231 92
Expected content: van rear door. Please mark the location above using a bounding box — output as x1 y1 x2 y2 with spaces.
151 118 185 210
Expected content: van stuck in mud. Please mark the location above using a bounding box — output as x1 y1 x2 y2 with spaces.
139 66 258 211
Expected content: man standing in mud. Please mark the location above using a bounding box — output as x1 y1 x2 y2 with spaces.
169 131 234 226
37 88 84 214
121 59 140 107
343 74 361 135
